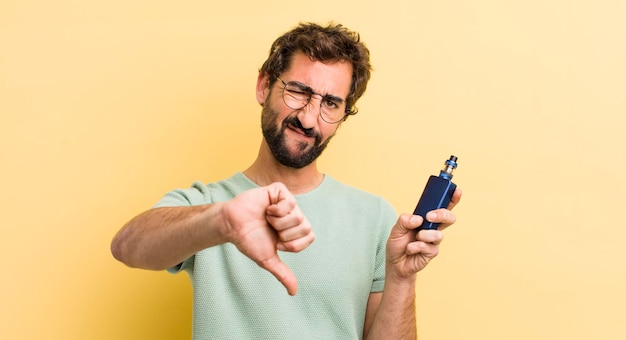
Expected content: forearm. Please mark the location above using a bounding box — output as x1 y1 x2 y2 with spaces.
366 274 417 340
111 204 227 270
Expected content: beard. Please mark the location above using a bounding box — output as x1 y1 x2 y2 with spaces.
261 102 333 169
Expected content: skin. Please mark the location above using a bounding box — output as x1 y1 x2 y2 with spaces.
111 50 461 339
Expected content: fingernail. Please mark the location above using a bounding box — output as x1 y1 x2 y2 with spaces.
410 215 421 224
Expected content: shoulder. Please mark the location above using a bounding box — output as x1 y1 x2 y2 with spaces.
153 172 256 207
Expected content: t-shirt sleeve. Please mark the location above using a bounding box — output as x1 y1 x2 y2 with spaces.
167 255 195 274
153 182 211 208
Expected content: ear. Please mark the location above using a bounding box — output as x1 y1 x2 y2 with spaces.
256 72 271 106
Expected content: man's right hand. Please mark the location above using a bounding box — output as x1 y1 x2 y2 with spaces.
221 182 315 296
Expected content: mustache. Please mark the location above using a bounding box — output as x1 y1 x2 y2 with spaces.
283 116 319 139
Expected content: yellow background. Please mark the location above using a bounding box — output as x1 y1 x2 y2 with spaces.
2 0 625 339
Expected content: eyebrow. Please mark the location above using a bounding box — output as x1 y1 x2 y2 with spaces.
289 80 346 104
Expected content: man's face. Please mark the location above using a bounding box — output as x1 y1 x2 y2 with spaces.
258 51 353 169
261 102 327 169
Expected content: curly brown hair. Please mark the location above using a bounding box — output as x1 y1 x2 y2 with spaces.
259 22 372 119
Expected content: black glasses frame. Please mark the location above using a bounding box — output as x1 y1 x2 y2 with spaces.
276 77 347 124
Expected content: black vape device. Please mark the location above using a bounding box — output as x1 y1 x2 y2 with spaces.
413 155 458 231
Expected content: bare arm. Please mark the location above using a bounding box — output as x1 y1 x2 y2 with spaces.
364 189 462 339
363 293 383 339
111 203 227 270
365 263 418 339
111 182 315 295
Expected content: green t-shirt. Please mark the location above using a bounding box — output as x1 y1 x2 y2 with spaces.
155 172 397 339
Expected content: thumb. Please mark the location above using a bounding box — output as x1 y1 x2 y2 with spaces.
257 254 298 296
390 214 422 238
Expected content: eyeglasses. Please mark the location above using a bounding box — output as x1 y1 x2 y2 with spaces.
277 77 347 124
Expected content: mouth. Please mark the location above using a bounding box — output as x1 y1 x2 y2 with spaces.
287 123 312 138
284 117 318 140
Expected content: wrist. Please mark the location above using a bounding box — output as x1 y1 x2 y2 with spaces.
192 201 231 247
385 267 418 289
212 201 232 244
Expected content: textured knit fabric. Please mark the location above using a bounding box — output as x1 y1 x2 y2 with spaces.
155 172 397 340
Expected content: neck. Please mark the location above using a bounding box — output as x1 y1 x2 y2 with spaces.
243 141 324 195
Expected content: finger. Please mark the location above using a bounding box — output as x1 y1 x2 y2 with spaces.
272 220 313 242
446 188 462 210
277 231 316 252
406 240 440 258
425 209 456 225
257 254 298 296
389 214 423 239
266 206 305 231
416 229 444 245
267 197 297 218
266 183 296 216
401 214 424 231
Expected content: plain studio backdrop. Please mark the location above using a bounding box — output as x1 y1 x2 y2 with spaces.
1 1 625 339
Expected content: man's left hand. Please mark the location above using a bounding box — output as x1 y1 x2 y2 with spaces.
385 189 462 280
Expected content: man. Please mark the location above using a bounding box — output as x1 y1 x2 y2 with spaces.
111 22 461 339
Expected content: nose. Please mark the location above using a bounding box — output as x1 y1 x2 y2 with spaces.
297 95 322 129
